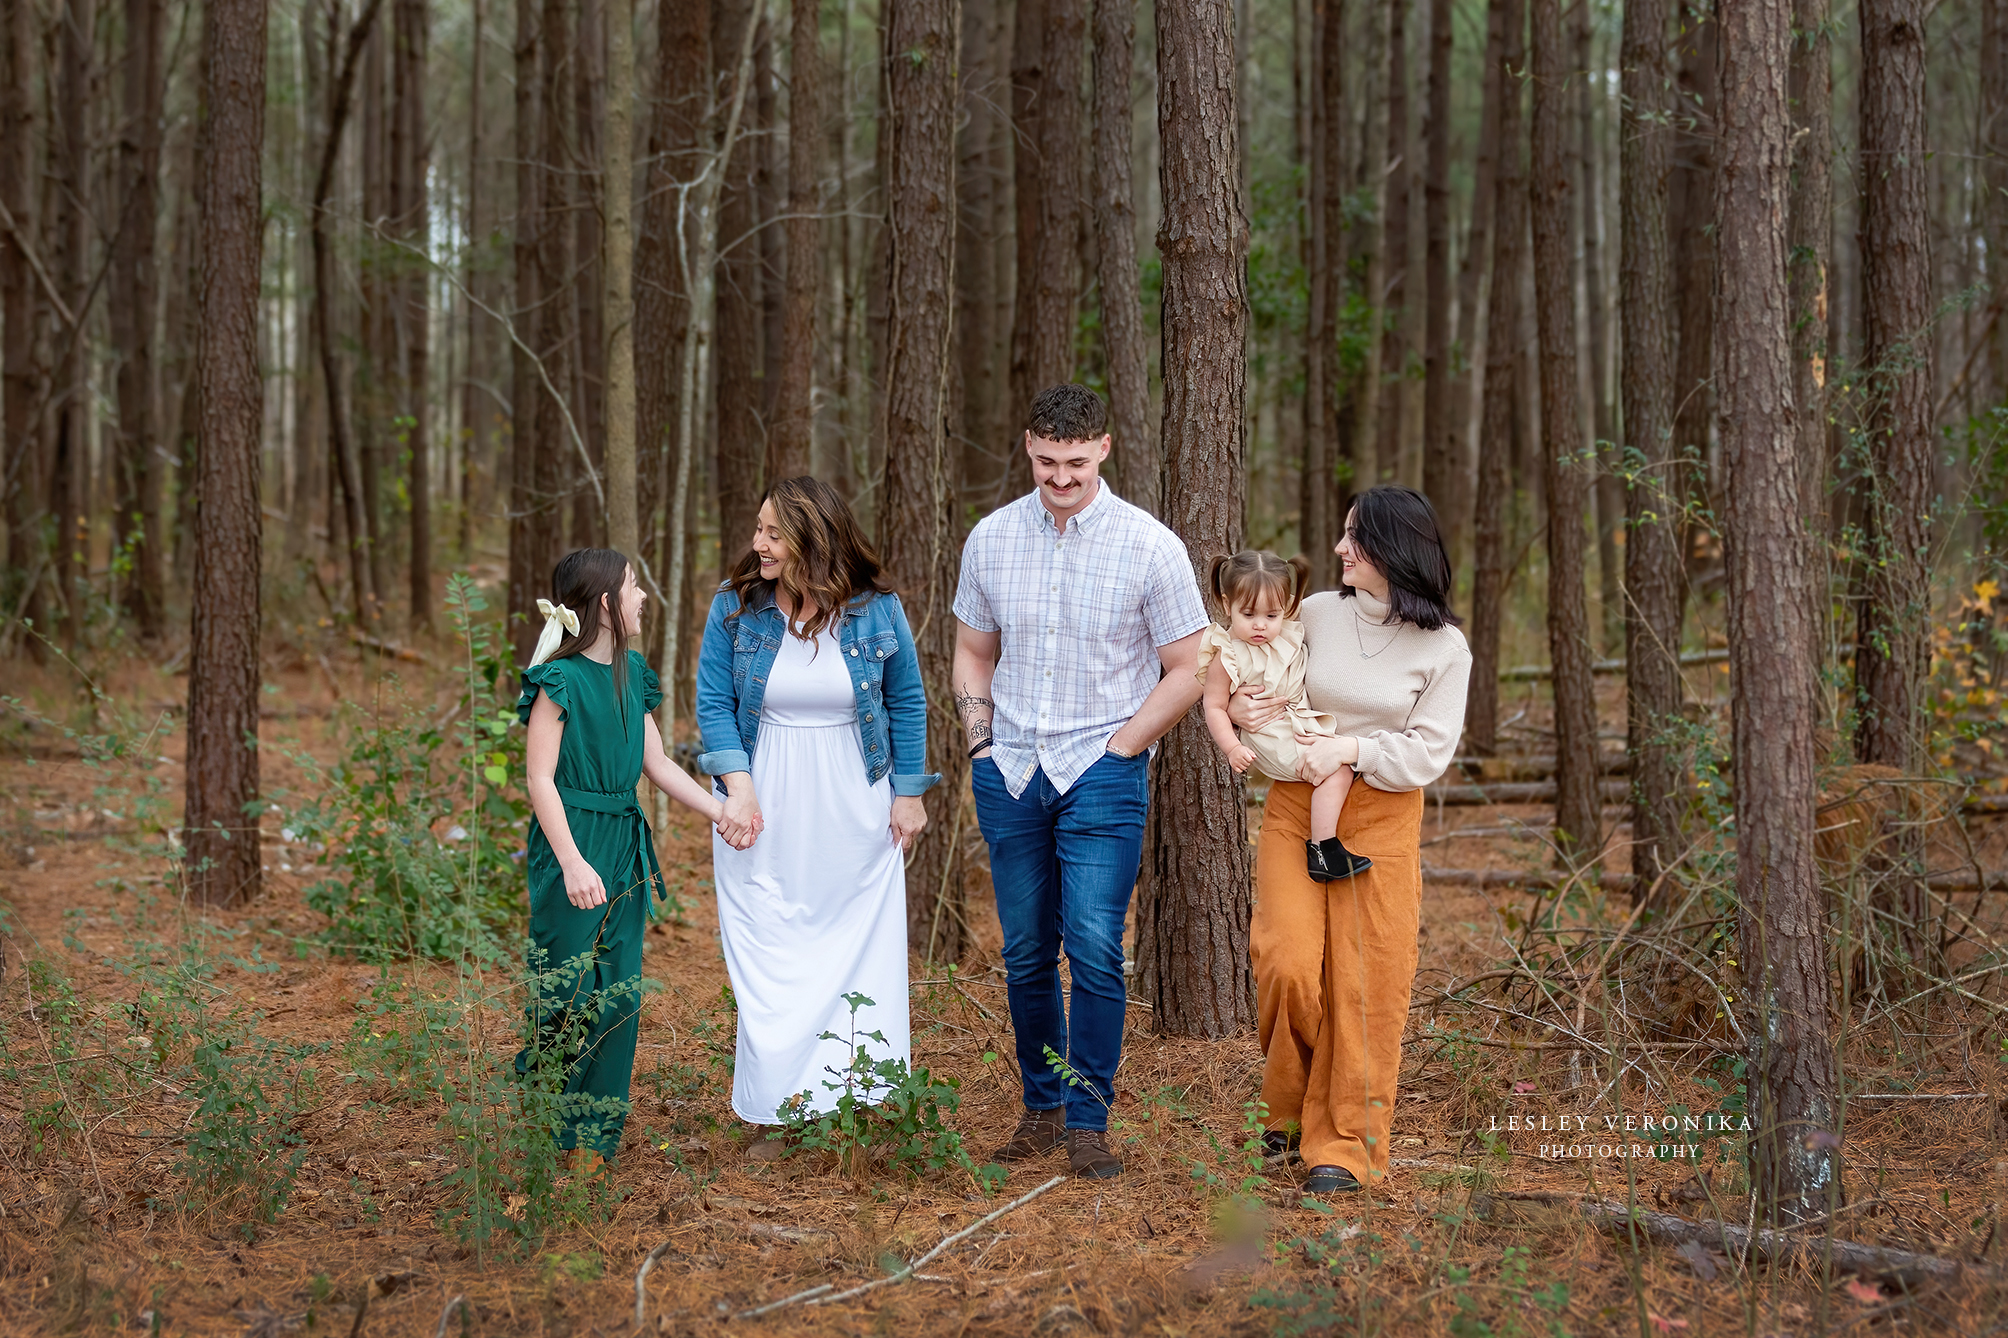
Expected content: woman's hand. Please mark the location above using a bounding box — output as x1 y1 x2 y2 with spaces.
710 798 757 851
890 795 928 851
562 856 608 909
719 787 762 848
1295 734 1359 787
1227 683 1289 733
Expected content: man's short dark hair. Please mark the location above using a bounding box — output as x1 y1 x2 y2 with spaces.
1027 384 1108 442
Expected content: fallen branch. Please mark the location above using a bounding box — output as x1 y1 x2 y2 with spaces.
729 1174 1068 1320
349 630 433 666
432 1295 466 1338
1499 648 1729 681
1424 780 1631 807
1478 1192 1973 1288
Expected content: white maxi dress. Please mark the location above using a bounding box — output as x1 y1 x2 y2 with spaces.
712 621 911 1124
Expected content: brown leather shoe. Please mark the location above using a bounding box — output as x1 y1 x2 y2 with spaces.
1066 1128 1123 1180
990 1106 1066 1162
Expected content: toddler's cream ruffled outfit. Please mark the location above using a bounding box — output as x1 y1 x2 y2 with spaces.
1195 619 1336 783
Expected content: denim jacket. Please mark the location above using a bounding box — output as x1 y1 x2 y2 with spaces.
695 584 941 796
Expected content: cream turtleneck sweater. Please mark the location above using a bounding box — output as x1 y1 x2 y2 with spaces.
1297 588 1472 792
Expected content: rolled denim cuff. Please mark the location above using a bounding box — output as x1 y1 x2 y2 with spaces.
891 771 942 796
698 747 752 777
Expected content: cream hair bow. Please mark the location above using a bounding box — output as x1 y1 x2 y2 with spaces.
529 599 580 667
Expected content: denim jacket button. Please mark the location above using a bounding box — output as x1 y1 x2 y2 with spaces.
850 647 859 656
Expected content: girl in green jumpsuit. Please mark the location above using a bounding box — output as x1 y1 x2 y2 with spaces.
517 549 757 1170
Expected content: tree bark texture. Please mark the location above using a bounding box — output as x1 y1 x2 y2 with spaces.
508 0 542 659
1714 0 1839 1226
1465 0 1523 757
395 0 432 627
1529 0 1600 860
186 0 268 906
113 0 167 638
602 0 639 555
1986 0 2008 399
1373 0 1411 484
1447 0 1505 574
1343 0 1390 485
1855 0 1932 776
956 0 1010 507
715 0 764 561
1026 0 1086 406
1789 0 1831 648
1575 2 1619 656
1094 0 1155 514
636 0 710 661
534 0 578 581
52 0 91 639
769 0 823 482
1620 0 1683 901
1006 0 1049 486
0 0 37 650
1668 9 1714 498
880 0 967 959
1142 0 1256 1037
1301 0 1345 587
1420 0 1455 559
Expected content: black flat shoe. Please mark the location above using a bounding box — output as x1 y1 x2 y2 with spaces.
1262 1129 1301 1157
1304 1164 1361 1194
1306 837 1373 884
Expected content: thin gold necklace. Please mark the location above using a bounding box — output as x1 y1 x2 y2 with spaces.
1352 600 1401 660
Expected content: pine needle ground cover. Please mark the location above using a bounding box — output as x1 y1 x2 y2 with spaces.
1 643 2004 1337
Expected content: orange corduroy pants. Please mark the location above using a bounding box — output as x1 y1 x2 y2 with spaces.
1250 779 1423 1186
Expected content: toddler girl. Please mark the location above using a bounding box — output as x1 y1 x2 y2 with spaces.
1198 550 1371 882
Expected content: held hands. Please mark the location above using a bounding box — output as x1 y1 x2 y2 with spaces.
717 789 763 850
889 795 928 852
1226 743 1258 775
561 856 609 909
1227 683 1289 733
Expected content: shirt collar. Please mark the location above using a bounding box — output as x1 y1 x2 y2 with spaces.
1030 479 1120 536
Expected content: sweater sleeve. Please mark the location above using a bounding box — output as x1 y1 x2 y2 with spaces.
1353 638 1473 792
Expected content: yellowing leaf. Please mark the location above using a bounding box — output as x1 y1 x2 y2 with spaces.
484 765 508 786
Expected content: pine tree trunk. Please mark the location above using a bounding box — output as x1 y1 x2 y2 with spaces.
636 0 710 658
1620 0 1683 902
509 0 544 661
1855 0 1931 775
1373 0 1410 484
1006 0 1048 489
1790 0 1831 673
1420 0 1455 556
1141 0 1256 1037
880 0 966 960
394 0 431 627
1575 2 1618 655
461 0 486 563
956 0 1008 505
1301 0 1344 588
0 0 40 650
571 0 607 552
1669 7 1714 527
1447 0 1505 576
537 0 578 566
1856 0 1933 973
1465 0 1522 758
1985 0 2008 399
113 0 167 639
361 22 392 617
1343 0 1389 486
186 0 268 906
1715 0 1838 1225
769 0 822 481
1031 0 1086 396
52 0 92 641
602 0 639 555
715 0 764 562
1094 0 1155 514
1529 0 1600 861
754 18 784 429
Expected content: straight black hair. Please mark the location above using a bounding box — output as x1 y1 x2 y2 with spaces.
1338 485 1462 631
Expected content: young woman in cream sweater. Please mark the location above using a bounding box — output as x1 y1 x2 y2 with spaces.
1228 484 1471 1196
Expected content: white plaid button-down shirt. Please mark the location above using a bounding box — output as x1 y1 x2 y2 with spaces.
953 484 1209 798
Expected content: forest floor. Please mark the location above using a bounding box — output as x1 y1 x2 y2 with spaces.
2 626 2006 1337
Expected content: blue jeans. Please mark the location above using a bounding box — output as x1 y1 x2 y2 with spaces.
971 751 1149 1131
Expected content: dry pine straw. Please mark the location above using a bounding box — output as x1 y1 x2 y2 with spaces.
0 658 2005 1335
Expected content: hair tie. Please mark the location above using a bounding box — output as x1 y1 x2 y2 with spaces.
529 599 581 667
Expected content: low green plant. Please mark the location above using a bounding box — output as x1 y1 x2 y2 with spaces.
1248 1220 1396 1335
1190 1096 1273 1226
778 991 991 1185
1444 1246 1572 1338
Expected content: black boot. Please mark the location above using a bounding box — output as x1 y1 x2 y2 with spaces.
1306 837 1372 883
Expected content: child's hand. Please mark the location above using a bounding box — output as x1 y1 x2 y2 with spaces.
562 856 608 909
1228 744 1257 775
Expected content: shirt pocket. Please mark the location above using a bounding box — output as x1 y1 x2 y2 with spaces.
1079 575 1142 642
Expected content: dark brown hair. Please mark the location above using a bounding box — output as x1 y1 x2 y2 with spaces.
726 476 894 642
543 547 635 711
1206 550 1311 622
1027 383 1108 442
1339 484 1461 630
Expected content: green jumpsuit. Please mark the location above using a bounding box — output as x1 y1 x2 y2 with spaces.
515 648 666 1159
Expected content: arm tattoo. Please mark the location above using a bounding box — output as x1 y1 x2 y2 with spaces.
954 689 995 719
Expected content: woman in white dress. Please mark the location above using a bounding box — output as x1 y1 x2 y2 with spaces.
694 477 938 1134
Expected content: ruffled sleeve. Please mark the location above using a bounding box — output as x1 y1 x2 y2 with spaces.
1194 623 1239 688
517 660 570 725
631 649 663 713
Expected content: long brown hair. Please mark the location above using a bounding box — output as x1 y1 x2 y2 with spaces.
1206 550 1311 622
542 547 635 711
726 477 894 642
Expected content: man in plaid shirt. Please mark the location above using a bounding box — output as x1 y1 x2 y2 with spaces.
952 383 1208 1180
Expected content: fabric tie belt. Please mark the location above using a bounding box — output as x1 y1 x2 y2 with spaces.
556 783 668 915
